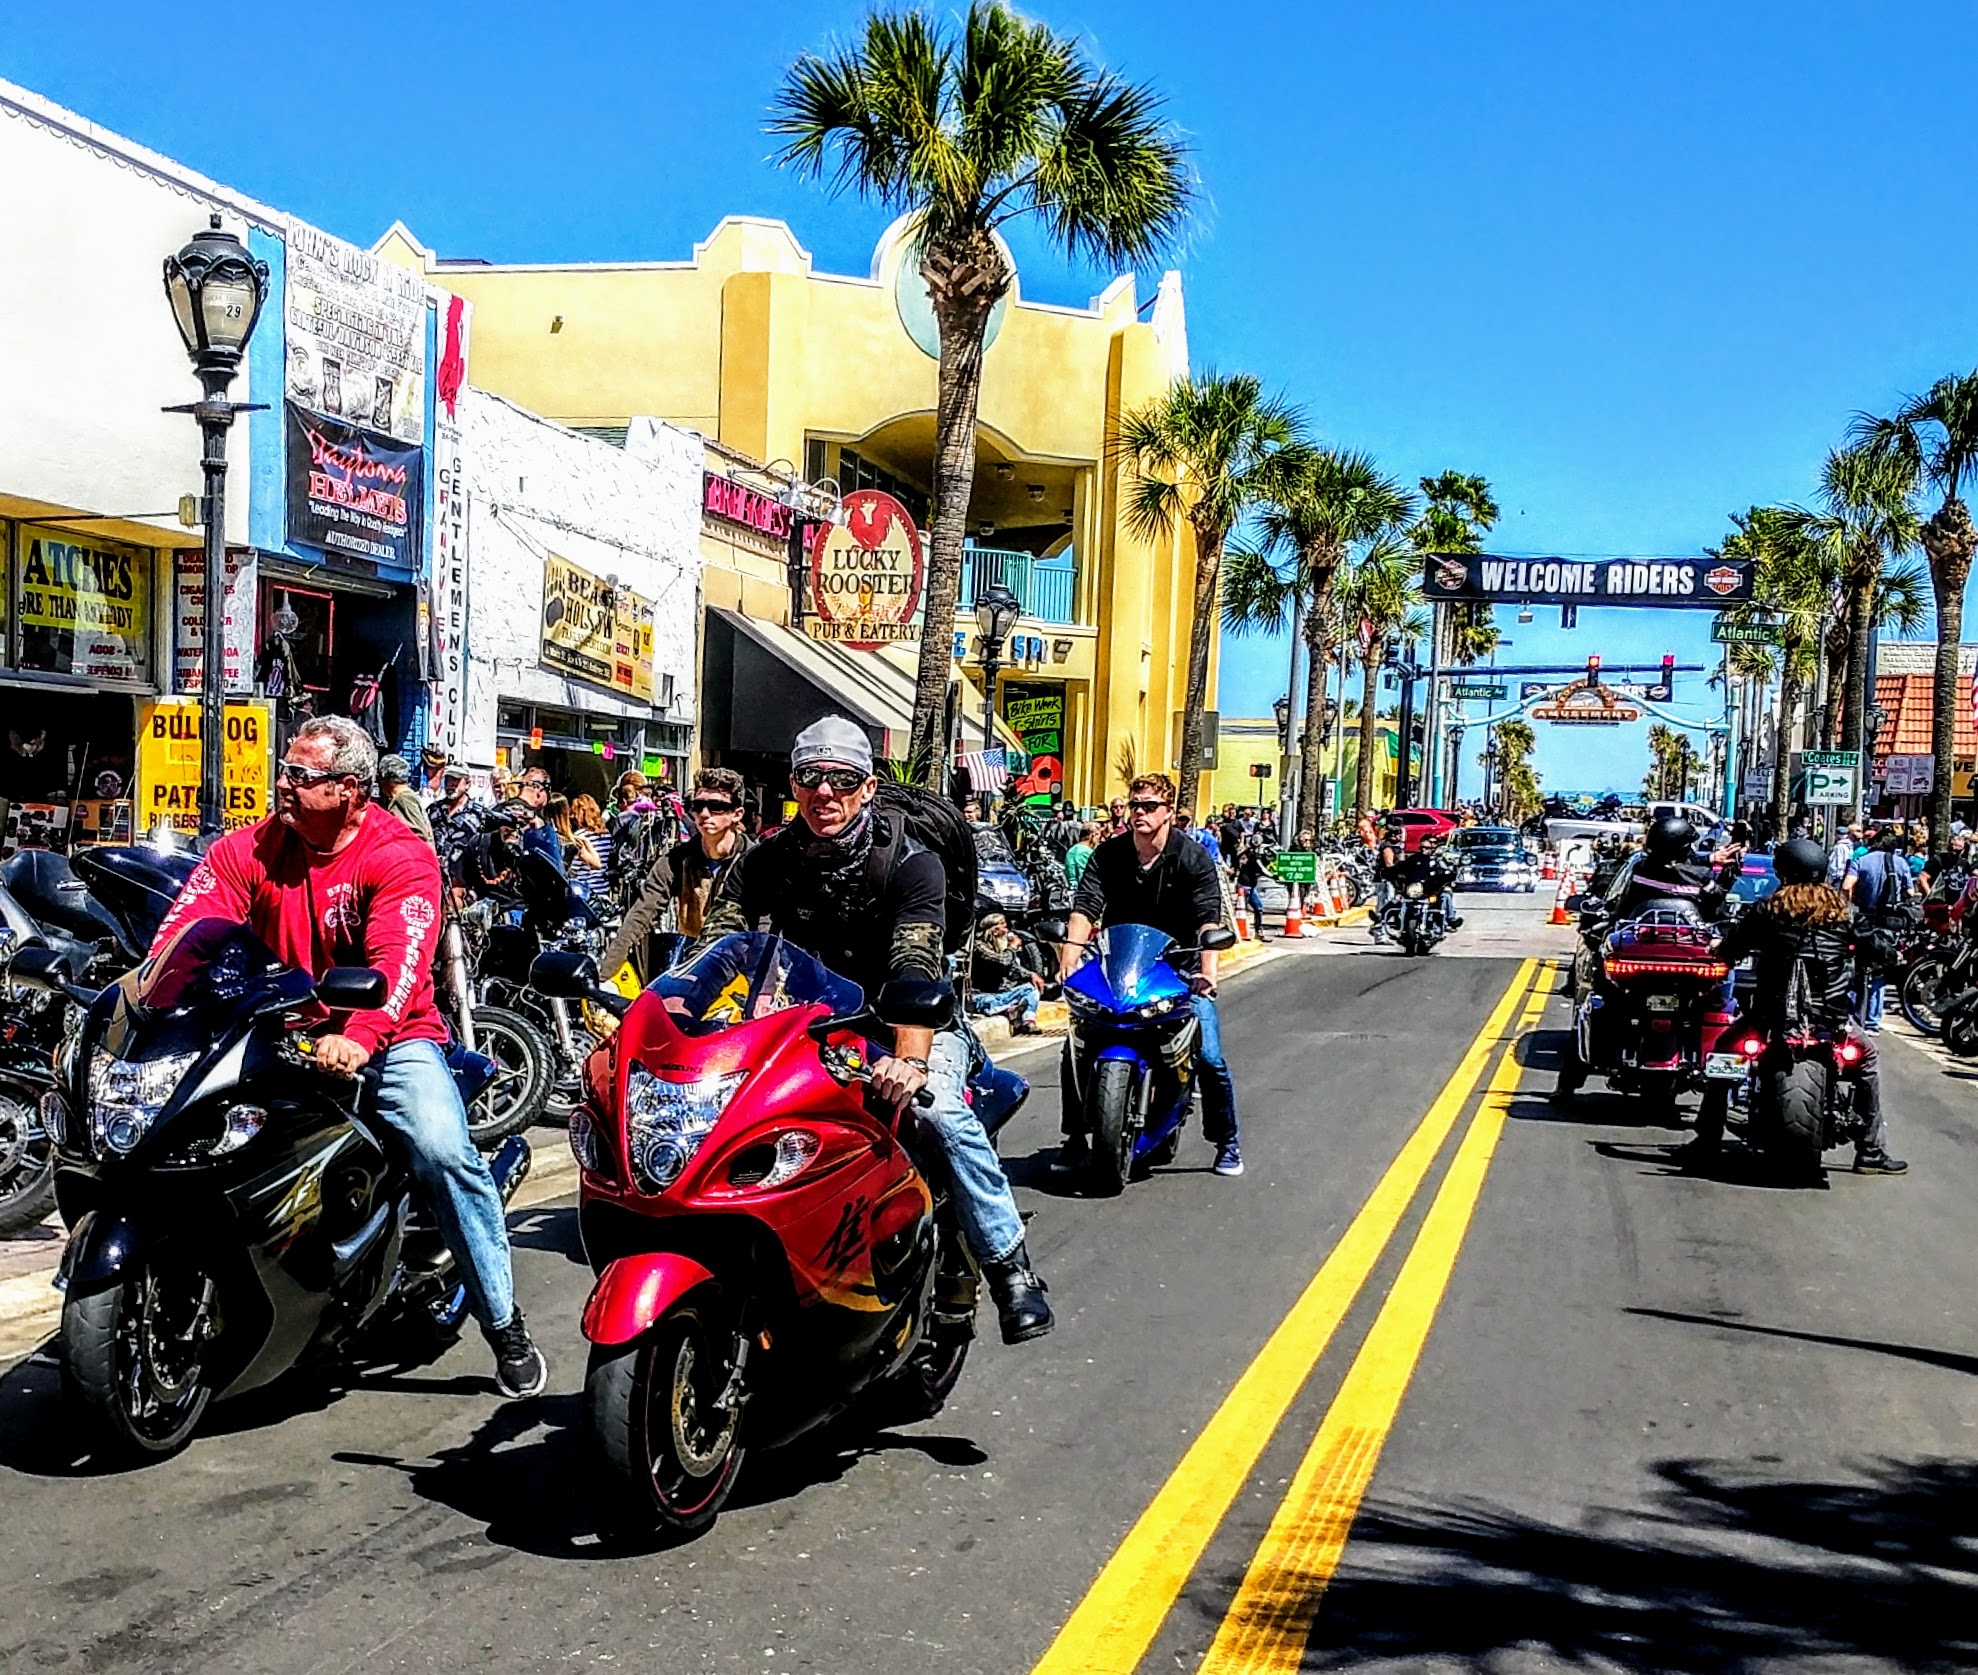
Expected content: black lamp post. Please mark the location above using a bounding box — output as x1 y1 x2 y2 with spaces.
163 213 269 835
974 582 1021 751
1272 693 1291 753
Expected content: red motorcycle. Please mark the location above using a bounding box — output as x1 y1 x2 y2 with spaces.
532 933 1010 1535
1567 902 1736 1112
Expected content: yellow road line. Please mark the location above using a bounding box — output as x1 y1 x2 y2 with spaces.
1029 958 1541 1675
1198 973 1552 1673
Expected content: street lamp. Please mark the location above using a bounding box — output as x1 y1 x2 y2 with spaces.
162 213 269 835
973 581 1021 752
1272 693 1292 752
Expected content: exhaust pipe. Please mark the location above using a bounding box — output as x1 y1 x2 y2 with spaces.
489 1134 533 1205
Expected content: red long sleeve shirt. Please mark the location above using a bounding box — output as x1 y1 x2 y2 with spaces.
149 806 448 1057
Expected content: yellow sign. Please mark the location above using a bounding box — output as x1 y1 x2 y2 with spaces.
134 698 273 834
540 554 655 701
18 524 150 682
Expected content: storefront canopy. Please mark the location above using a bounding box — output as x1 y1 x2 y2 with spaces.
706 608 917 760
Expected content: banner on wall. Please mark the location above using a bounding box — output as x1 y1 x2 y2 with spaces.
285 403 423 569
806 490 925 649
172 547 257 695
426 416 470 757
1422 552 1754 608
16 524 150 683
134 697 273 835
540 553 655 701
284 219 427 445
1002 682 1066 803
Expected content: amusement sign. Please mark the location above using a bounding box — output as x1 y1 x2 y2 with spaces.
807 490 925 649
1528 677 1642 725
1423 553 1754 608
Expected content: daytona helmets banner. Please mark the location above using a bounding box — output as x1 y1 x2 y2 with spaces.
1421 552 1754 607
285 403 424 570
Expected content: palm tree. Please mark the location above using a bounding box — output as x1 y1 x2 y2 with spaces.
1118 372 1302 813
1853 372 1978 839
1412 470 1501 796
1491 718 1541 824
1338 534 1425 816
1223 449 1415 836
770 4 1191 775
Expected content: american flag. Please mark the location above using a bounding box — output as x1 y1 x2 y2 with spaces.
961 749 1009 792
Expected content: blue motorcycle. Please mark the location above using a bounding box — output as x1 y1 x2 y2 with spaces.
1062 922 1236 1194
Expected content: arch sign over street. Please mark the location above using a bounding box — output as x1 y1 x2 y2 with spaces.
1424 553 1754 607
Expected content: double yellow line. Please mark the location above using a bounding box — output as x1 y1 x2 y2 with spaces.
1031 957 1552 1675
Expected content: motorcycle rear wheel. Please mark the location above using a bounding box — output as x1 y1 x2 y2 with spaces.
1087 1058 1137 1197
1942 999 1978 1057
1767 1057 1827 1181
0 1084 55 1238
1899 955 1955 1035
464 1005 553 1148
587 1301 745 1536
60 1259 217 1461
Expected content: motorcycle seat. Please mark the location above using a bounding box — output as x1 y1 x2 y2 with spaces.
0 850 131 956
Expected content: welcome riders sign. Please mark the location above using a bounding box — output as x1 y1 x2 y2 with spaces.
806 490 925 650
1423 553 1754 608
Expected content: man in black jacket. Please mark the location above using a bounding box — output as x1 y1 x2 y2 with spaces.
697 717 1052 1344
1054 772 1242 1177
1687 837 1904 1173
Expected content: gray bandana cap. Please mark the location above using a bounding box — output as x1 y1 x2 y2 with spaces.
792 716 874 777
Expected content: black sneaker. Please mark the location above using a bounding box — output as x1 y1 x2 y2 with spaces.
1049 1134 1091 1174
1853 1149 1908 1176
484 1312 548 1398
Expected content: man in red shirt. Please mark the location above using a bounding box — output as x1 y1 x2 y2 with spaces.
151 716 546 1398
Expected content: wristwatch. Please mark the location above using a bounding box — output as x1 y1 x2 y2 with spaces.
898 1056 931 1073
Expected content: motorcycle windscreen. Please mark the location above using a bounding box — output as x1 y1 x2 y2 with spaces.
516 849 596 926
1089 923 1189 1008
648 932 864 1037
102 917 316 1058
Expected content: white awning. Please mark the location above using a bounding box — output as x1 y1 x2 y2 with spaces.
711 608 919 758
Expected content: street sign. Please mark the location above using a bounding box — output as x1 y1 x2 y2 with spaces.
1274 851 1318 884
1804 764 1859 806
1450 683 1507 700
1712 617 1781 645
1884 754 1934 795
1248 761 1273 779
1801 750 1859 769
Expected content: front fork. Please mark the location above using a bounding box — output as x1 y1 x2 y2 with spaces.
437 917 477 1054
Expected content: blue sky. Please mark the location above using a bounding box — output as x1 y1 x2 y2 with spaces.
9 1 1975 796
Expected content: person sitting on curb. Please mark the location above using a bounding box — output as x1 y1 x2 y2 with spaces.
970 912 1044 1032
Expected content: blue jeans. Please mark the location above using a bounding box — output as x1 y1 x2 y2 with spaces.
971 983 1040 1024
1193 994 1240 1147
373 1038 516 1329
914 1028 1027 1266
1859 975 1887 1030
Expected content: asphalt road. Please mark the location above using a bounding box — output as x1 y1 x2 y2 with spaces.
5 894 1978 1673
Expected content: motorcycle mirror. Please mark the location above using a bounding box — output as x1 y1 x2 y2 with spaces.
316 966 388 1010
528 949 599 998
874 976 956 1031
1200 927 1238 952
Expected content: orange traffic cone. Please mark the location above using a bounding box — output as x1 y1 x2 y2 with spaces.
1548 870 1573 926
1541 851 1557 881
1283 884 1304 939
1234 898 1252 940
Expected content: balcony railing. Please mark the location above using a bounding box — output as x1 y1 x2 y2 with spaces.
959 547 1081 626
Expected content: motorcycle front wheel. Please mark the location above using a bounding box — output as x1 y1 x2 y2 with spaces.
587 1300 745 1536
1087 1058 1138 1197
0 1084 55 1238
60 1258 218 1461
464 1005 553 1148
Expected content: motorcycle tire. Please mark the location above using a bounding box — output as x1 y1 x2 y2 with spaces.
864 1327 973 1428
464 1005 553 1149
587 1300 745 1536
1943 1000 1978 1058
0 1084 56 1238
1900 955 1956 1035
1767 1056 1827 1182
1087 1058 1137 1198
60 1259 217 1460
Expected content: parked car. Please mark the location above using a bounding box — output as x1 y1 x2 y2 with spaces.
1451 825 1538 891
1386 809 1460 852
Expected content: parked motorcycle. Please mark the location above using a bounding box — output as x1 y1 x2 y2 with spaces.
531 932 1026 1535
1061 922 1238 1196
1897 888 1974 1035
1566 900 1735 1113
1716 1022 1871 1180
13 919 529 1461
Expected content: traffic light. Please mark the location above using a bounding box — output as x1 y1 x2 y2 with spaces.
1662 653 1675 698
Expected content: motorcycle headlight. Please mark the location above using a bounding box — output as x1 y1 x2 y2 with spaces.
1406 882 1425 899
1128 995 1180 1021
624 1065 747 1193
88 1048 199 1155
568 1104 605 1176
38 1090 68 1150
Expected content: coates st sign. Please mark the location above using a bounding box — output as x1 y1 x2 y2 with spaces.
1423 553 1753 608
807 489 925 649
1529 678 1641 726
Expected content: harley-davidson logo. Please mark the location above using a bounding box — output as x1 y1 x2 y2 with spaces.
1432 557 1468 592
1703 565 1741 596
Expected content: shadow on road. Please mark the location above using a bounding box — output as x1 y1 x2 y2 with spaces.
1627 1306 1978 1379
1192 1455 1978 1671
507 1206 586 1264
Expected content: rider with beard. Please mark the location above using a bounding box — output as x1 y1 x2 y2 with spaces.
1684 837 1905 1174
694 717 1053 1346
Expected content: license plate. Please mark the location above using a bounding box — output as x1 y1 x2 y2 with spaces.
1704 1052 1746 1080
1645 994 1679 1013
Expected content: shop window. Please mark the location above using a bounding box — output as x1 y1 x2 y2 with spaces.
13 524 152 685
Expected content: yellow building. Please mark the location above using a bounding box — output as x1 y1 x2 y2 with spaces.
377 214 1204 804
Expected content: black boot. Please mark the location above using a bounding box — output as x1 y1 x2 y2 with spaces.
984 1243 1054 1344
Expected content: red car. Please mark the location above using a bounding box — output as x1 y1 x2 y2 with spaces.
1386 808 1460 852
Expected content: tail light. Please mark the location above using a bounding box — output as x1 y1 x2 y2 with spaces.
1737 1035 1764 1058
1836 1039 1864 1065
1604 958 1729 979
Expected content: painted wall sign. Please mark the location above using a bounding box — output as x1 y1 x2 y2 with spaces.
1424 553 1753 608
806 489 924 649
285 402 424 569
1002 682 1066 803
427 416 470 756
15 524 150 683
541 552 655 702
284 218 428 445
134 697 272 834
702 472 793 539
172 547 256 695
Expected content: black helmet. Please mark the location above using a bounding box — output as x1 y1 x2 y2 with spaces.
1644 815 1697 862
1773 837 1827 886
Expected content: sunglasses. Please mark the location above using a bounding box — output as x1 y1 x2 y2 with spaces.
519 778 550 791
793 767 867 794
1127 798 1170 814
276 762 347 789
689 798 738 815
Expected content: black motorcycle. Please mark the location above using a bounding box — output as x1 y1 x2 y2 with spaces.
1382 879 1453 955
1716 1024 1871 1181
14 918 529 1461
